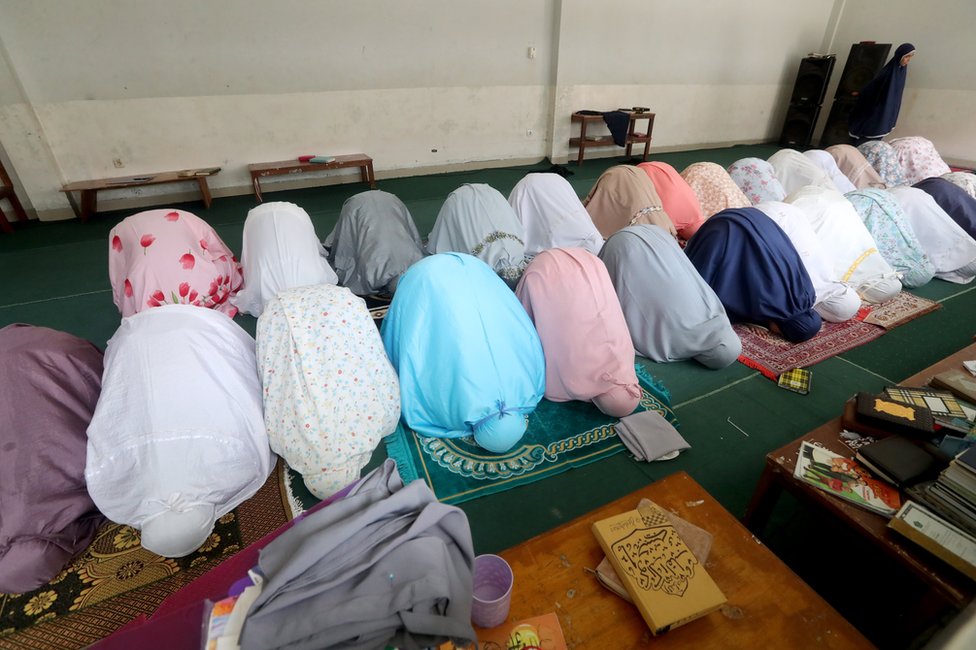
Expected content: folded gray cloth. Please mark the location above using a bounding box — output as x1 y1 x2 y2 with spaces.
615 410 689 461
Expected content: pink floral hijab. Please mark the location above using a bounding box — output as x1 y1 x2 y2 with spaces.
108 209 243 318
679 162 751 218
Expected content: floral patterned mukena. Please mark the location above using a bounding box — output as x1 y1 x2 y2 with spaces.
108 209 243 317
727 158 787 205
889 136 952 185
858 141 909 188
680 162 751 217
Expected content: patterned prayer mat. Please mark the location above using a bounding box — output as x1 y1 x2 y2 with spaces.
735 318 886 380
859 291 941 329
383 366 678 504
0 463 292 650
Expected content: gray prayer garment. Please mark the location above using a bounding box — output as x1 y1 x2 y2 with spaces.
240 460 476 650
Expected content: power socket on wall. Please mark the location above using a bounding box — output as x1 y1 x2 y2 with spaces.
113 158 124 168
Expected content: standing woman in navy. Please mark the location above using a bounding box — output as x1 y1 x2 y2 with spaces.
847 43 916 144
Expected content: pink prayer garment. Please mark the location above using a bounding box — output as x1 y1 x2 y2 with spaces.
515 247 641 417
638 161 706 239
680 162 751 218
108 209 243 318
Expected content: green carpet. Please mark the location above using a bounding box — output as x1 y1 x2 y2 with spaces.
3 143 975 648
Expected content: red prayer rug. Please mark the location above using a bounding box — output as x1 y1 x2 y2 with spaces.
735 319 886 380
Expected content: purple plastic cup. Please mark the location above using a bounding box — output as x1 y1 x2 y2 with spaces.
471 554 514 628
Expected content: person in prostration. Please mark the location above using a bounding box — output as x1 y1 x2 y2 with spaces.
515 247 642 417
381 253 545 454
427 183 528 286
583 165 676 239
85 305 274 558
684 207 822 343
231 201 338 317
727 157 788 205
0 325 106 593
637 161 707 239
847 43 916 144
787 185 903 304
256 283 401 500
754 201 862 323
325 190 426 296
679 162 751 219
507 172 605 257
108 208 243 317
599 224 741 368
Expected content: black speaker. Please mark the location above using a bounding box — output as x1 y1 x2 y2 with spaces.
835 42 891 99
780 103 822 148
789 56 835 106
820 99 857 148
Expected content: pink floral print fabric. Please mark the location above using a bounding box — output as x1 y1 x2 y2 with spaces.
108 209 243 317
889 136 952 185
680 162 751 218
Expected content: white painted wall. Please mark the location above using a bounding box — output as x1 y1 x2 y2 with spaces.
1 0 970 221
818 0 976 164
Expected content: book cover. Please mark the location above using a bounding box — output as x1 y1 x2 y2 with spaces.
854 435 943 488
930 370 976 405
888 501 976 580
593 499 714 604
884 385 967 419
591 508 726 635
794 441 901 516
855 392 935 437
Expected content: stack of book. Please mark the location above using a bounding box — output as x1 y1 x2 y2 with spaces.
907 447 976 537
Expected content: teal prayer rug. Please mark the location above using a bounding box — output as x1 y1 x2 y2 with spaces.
383 365 677 504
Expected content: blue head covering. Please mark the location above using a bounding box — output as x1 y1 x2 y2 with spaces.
684 208 821 343
913 177 976 240
848 43 915 139
380 253 545 453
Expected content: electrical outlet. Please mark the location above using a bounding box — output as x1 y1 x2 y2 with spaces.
527 46 537 59
113 158 124 168
526 129 534 137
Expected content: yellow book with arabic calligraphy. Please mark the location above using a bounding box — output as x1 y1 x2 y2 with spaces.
590 506 726 635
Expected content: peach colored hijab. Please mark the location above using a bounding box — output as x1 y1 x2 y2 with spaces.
826 144 886 189
583 165 676 239
637 162 706 239
515 248 641 417
680 162 751 218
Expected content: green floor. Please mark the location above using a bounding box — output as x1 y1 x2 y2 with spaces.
3 144 973 648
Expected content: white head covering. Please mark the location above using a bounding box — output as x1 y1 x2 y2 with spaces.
803 150 857 194
86 305 274 557
941 172 976 200
786 186 901 303
886 186 976 284
755 201 861 322
889 136 952 185
232 202 338 317
508 173 604 256
427 183 527 284
257 284 401 499
769 149 839 196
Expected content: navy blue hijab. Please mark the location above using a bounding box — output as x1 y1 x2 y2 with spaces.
684 208 821 343
848 43 915 139
913 177 976 239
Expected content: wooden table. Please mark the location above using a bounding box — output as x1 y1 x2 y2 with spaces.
569 110 654 166
248 154 376 202
491 471 870 648
743 343 976 625
61 168 218 222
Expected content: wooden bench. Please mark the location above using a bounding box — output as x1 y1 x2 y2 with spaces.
248 154 376 203
61 168 220 222
0 158 30 233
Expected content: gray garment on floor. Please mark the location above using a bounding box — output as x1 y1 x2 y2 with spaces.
326 190 426 296
615 410 690 461
240 459 476 650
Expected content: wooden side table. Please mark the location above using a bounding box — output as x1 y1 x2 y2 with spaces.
492 471 871 648
569 110 655 166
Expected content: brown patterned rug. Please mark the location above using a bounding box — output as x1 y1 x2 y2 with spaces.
860 291 942 329
0 463 292 650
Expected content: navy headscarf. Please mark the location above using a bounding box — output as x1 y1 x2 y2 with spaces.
848 43 915 139
684 208 821 343
913 177 976 239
